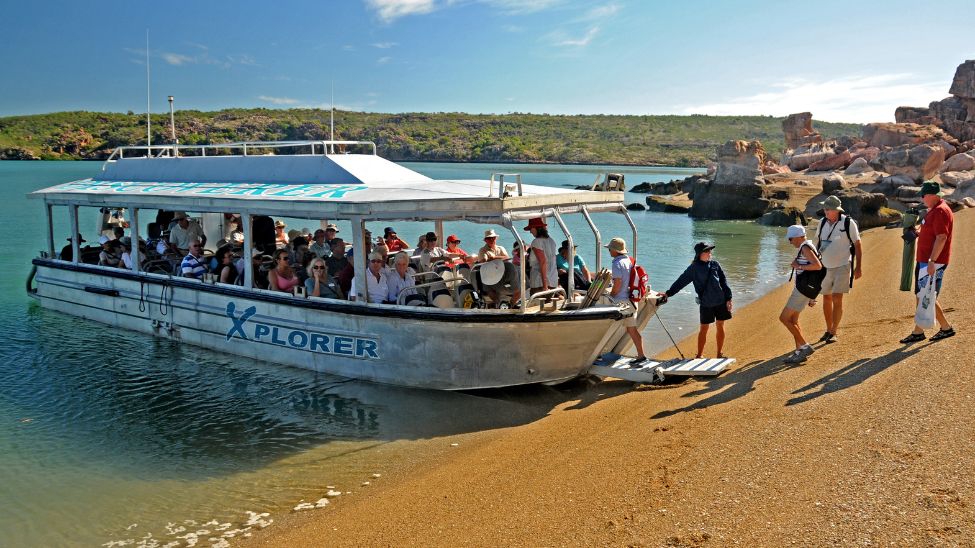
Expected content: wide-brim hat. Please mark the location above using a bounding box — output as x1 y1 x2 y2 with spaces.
523 217 547 231
66 235 86 243
274 220 286 228
325 224 340 232
480 259 506 285
920 180 943 197
819 195 845 212
173 211 189 221
483 229 499 239
604 237 627 253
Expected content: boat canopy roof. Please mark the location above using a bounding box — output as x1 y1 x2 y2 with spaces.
30 141 625 223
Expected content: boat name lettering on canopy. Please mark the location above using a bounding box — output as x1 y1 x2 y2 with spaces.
225 303 380 359
53 180 368 199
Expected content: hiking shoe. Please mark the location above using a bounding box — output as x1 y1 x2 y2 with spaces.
799 344 815 356
818 331 835 343
628 356 649 368
783 350 807 364
930 327 956 341
899 333 926 344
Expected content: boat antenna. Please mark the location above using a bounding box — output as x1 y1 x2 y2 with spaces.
145 29 151 153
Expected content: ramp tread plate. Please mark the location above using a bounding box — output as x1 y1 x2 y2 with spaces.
590 354 733 380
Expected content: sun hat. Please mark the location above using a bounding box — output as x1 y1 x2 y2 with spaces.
786 225 806 239
920 180 943 197
98 235 111 245
447 234 461 243
480 259 506 286
173 211 188 221
325 223 340 232
66 234 86 243
483 229 499 239
604 237 627 253
523 217 547 231
559 239 577 251
694 241 715 255
819 195 845 212
274 220 286 229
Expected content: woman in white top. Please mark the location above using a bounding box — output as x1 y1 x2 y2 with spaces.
351 251 390 304
780 224 823 364
524 218 558 294
386 251 417 302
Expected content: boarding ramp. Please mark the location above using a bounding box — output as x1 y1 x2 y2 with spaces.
589 353 734 383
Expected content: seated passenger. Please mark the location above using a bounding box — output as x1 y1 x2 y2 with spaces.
386 251 417 303
214 245 239 284
59 234 86 261
97 235 123 267
351 252 390 304
477 230 510 262
268 248 301 293
418 231 447 271
119 237 135 270
274 220 289 247
325 238 353 296
309 229 330 259
180 240 208 279
305 258 344 299
557 239 592 292
383 227 410 252
444 235 470 265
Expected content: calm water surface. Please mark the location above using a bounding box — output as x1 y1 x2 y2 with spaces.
0 161 795 546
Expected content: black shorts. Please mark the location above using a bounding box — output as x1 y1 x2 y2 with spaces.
700 303 732 324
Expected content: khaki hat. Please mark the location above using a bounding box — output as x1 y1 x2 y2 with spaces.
604 237 627 253
819 195 844 212
483 229 499 239
274 220 286 229
325 223 340 232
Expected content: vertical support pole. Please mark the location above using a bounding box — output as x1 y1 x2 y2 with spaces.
130 207 141 271
351 216 368 302
45 203 54 258
69 205 79 263
581 206 602 272
434 220 444 245
508 224 527 313
243 212 254 288
552 210 573 301
621 206 638 263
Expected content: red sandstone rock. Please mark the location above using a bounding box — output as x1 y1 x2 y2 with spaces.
808 150 852 172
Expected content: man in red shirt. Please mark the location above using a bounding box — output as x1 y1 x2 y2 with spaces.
900 181 955 343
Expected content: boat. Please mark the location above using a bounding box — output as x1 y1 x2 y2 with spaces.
27 140 663 390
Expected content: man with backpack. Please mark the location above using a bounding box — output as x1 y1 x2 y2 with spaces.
815 195 862 343
606 237 648 366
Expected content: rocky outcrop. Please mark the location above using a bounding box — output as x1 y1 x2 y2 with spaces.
822 173 848 194
630 180 681 194
785 142 836 171
782 112 822 149
626 202 646 211
0 147 40 160
862 122 951 149
955 179 975 201
808 149 852 171
872 144 945 182
942 152 975 172
844 157 874 175
758 207 807 227
645 195 692 213
762 160 790 174
949 59 975 98
941 171 975 187
895 106 941 126
899 61 975 142
689 140 776 219
831 188 901 229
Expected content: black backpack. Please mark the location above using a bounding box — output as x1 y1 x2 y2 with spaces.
790 242 827 299
817 214 857 288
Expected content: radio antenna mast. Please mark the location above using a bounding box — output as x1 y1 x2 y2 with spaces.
145 29 151 151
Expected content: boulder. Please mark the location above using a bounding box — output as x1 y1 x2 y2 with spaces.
712 140 766 186
630 180 681 195
937 140 957 157
895 106 940 125
942 152 975 172
844 157 874 175
808 150 852 171
689 179 774 219
782 112 823 149
625 202 646 211
833 187 888 218
963 197 975 208
762 161 790 174
862 122 950 148
941 171 975 187
873 144 945 182
929 95 975 142
758 207 807 227
895 186 922 200
851 146 880 163
0 147 40 160
822 173 848 194
645 195 692 214
955 179 975 200
948 59 975 98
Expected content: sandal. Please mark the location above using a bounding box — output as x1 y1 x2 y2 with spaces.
899 333 926 344
930 327 956 341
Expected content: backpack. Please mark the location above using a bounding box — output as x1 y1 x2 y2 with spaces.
627 259 649 303
817 214 857 288
790 242 827 299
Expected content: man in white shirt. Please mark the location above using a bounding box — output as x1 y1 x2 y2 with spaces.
815 196 862 343
606 237 647 366
169 211 205 255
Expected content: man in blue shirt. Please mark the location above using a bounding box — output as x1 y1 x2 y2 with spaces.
606 237 647 366
180 240 208 279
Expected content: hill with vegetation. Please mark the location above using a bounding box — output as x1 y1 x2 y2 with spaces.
0 109 862 166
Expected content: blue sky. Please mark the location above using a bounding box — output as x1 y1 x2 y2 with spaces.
2 0 973 122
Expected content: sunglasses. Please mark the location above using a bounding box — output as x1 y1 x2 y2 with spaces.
369 259 384 264
312 265 325 270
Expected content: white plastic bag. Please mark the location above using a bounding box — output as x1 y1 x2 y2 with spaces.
914 270 937 329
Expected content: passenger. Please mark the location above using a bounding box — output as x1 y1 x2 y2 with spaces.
97 235 123 267
325 239 353 296
606 237 648 365
383 227 410 252
225 215 243 244
305 257 344 299
287 229 302 244
309 229 330 259
112 226 125 242
119 237 135 270
59 234 85 261
386 251 417 302
477 230 510 262
556 239 592 292
169 212 205 255
780 225 823 364
180 240 209 279
290 236 309 266
374 236 390 264
351 251 391 304
419 231 447 271
274 220 289 247
268 248 301 293
214 245 239 284
444 235 471 265
662 242 733 359
345 230 373 260
524 218 558 295
323 223 341 248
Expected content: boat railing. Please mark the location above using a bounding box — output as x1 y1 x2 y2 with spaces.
489 173 523 198
103 140 378 164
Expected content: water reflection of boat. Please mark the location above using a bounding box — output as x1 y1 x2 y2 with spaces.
28 140 661 390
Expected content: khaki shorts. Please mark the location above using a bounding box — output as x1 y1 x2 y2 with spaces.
621 300 638 327
785 286 812 312
821 264 852 295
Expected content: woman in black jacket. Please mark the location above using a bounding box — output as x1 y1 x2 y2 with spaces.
663 242 733 359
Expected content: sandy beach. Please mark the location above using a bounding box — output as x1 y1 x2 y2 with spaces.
246 210 974 547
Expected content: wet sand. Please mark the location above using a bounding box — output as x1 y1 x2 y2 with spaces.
246 210 974 546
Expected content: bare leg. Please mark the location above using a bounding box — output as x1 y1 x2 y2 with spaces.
626 326 645 358
830 294 844 335
780 308 806 349
696 324 710 358
935 301 950 330
822 294 833 334
715 320 725 357
911 296 924 334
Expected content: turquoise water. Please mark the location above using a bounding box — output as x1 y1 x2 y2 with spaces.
0 161 795 546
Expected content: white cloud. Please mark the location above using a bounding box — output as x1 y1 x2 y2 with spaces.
258 95 300 105
365 0 437 22
582 3 619 20
377 56 392 64
483 0 562 14
677 73 946 123
162 53 195 66
371 41 399 49
552 26 599 47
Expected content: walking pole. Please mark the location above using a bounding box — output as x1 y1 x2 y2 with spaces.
655 310 686 360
